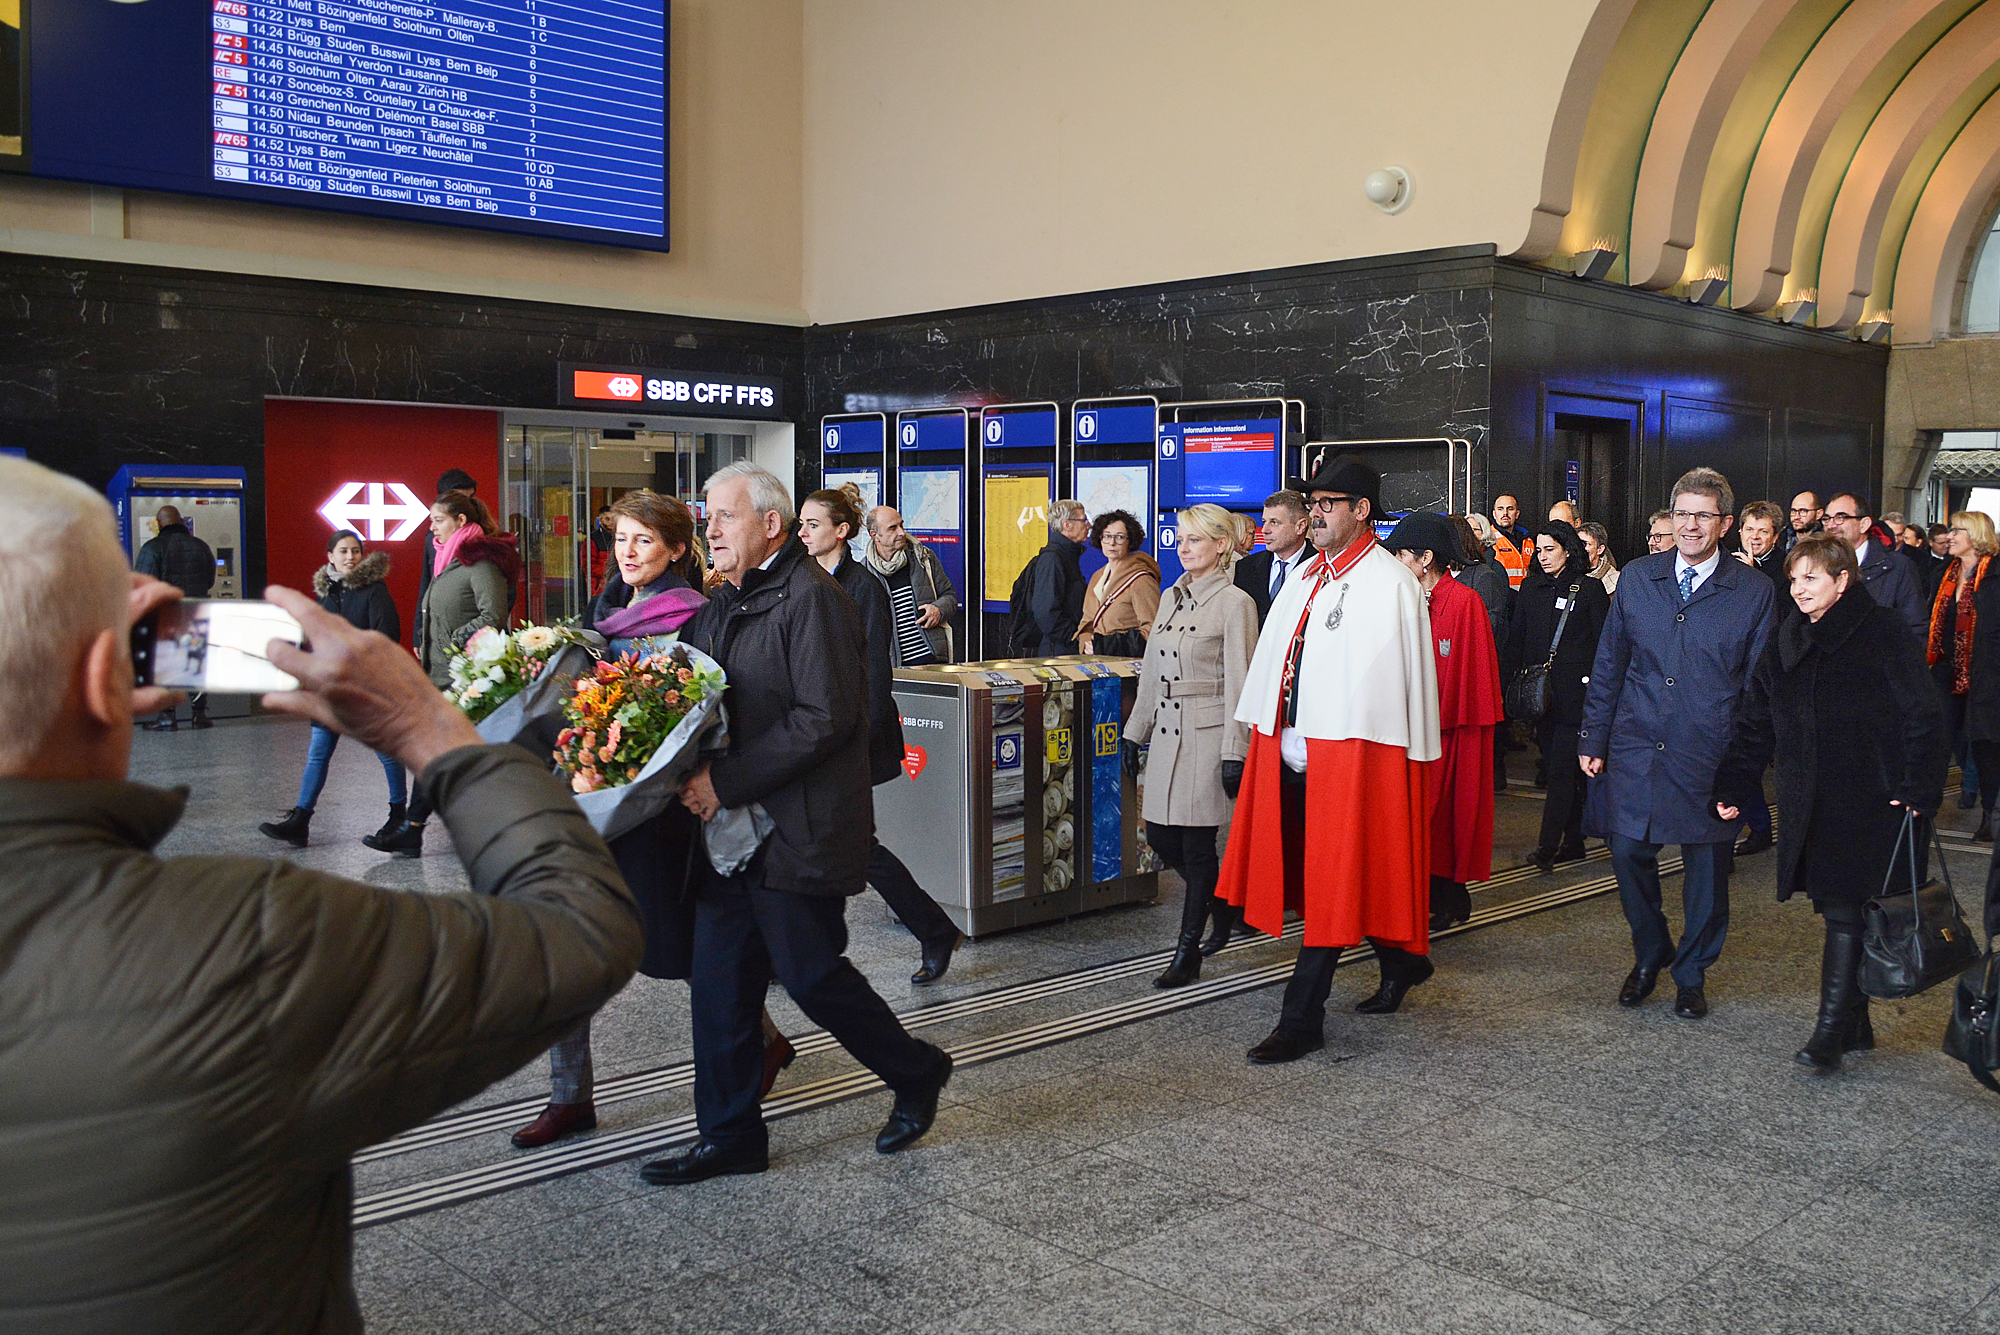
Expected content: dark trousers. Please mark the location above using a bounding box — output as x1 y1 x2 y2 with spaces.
867 839 959 948
1536 719 1585 852
1610 834 1731 990
1147 822 1220 933
1945 693 2000 813
689 857 940 1153
1270 767 1419 1037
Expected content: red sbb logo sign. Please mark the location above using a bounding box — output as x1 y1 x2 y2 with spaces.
569 370 777 410
901 745 927 781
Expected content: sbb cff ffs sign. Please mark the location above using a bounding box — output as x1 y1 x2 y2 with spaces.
558 363 786 421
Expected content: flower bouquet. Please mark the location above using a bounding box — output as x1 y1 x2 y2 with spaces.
452 623 603 755
553 642 729 841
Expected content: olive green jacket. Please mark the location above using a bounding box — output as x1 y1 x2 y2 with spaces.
0 745 642 1333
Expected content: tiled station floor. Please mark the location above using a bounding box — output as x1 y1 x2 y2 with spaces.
137 716 2000 1335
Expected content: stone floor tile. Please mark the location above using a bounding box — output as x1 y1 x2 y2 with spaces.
945 1148 1228 1258
789 1196 1079 1325
839 1105 1089 1195
554 1259 898 1335
1255 1145 1537 1252
1286 1257 1613 1335
907 1260 1265 1335
637 1154 938 1265
1621 1254 1967 1335
1544 1141 1822 1246
354 1253 547 1334
394 1164 654 1251
1746 1181 2000 1309
1429 1197 1726 1322
1096 1198 1406 1326
966 1067 1226 1149
1397 1106 1636 1195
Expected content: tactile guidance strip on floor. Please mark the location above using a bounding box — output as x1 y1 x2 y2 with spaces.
353 859 1658 1228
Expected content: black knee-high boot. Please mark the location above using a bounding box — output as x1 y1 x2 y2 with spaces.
1798 924 1864 1071
1154 876 1210 988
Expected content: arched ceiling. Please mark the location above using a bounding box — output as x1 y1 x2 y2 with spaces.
1516 0 2000 344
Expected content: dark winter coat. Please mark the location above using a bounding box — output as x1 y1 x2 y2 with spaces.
1501 557 1609 727
1460 552 1514 647
1743 547 1788 599
1578 548 1778 845
1712 583 1947 905
1859 535 1927 637
830 547 907 787
1019 531 1086 656
679 538 874 896
311 551 400 642
134 522 215 598
417 532 520 687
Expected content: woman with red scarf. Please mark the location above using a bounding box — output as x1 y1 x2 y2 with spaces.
1928 510 2000 841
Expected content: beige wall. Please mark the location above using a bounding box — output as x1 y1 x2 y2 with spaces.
1885 336 2000 515
0 0 806 325
801 0 1603 323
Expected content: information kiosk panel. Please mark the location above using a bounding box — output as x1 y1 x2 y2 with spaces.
821 413 888 561
895 409 973 647
1072 398 1158 584
977 403 1064 659
1155 399 1301 586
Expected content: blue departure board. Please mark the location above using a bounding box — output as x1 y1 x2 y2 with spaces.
25 1 671 251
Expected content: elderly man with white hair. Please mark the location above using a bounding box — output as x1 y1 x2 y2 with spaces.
0 456 642 1333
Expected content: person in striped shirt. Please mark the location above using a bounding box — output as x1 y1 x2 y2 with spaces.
865 505 959 665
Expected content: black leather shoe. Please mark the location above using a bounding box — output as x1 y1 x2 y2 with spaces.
1978 814 1994 844
1734 829 1774 856
1844 1000 1875 1052
1199 902 1245 957
258 806 312 848
877 1049 952 1153
1429 906 1471 932
1529 846 1557 874
1554 842 1588 863
362 819 425 857
1619 963 1665 1007
641 1139 768 1185
1673 985 1709 1020
1356 954 1435 1014
189 713 214 730
370 804 408 844
1154 932 1202 988
1246 1028 1324 1065
911 931 963 986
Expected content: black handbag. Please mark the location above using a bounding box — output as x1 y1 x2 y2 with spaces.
1859 811 1979 999
1943 847 2000 1092
1503 581 1579 723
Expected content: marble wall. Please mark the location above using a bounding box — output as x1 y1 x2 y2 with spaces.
0 254 806 592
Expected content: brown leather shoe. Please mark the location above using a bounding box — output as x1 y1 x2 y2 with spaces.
510 1101 596 1149
758 1032 796 1101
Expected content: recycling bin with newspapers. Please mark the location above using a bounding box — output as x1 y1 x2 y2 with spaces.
877 655 1158 936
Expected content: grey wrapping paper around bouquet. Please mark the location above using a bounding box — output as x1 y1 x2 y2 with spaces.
472 639 605 761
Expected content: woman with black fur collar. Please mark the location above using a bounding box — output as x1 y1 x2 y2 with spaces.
257 529 406 848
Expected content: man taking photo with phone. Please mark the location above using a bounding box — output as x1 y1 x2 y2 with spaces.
0 456 643 1333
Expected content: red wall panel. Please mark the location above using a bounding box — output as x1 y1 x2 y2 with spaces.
263 401 499 645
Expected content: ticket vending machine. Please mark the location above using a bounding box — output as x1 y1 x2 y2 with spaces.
1071 397 1159 583
820 412 890 563
108 464 248 600
1155 399 1304 584
894 407 974 653
976 401 1064 659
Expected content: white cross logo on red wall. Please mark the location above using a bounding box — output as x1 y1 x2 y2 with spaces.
318 482 431 542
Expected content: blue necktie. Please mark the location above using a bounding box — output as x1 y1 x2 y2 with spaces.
1270 556 1286 600
1679 566 1696 603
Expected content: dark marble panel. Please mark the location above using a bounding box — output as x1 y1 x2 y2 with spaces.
0 254 806 592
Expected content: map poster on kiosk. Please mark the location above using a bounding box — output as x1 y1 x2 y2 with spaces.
901 466 965 603
982 470 1053 610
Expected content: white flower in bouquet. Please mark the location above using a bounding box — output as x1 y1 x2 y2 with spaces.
517 625 559 653
467 626 509 666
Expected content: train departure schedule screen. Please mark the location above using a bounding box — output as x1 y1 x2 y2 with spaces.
208 0 665 238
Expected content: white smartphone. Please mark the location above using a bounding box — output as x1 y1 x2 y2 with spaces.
132 599 303 694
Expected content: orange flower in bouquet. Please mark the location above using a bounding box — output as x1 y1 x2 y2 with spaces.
553 645 725 794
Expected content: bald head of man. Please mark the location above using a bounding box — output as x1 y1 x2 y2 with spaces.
154 506 184 529
866 504 910 562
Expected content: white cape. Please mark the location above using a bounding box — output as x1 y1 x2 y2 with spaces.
1232 541 1441 762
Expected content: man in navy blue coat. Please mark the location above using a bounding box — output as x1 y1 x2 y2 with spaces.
1821 490 1926 637
1578 467 1776 1020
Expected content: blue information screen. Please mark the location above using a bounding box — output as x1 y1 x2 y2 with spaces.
822 418 885 455
26 1 670 251
982 408 1057 451
1158 419 1282 507
1073 404 1156 446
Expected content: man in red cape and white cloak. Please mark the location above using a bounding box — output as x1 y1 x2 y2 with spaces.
1217 455 1440 1064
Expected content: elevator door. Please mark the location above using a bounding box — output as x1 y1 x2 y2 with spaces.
502 425 593 625
1548 405 1640 561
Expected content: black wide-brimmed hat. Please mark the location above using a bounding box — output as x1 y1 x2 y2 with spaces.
1286 453 1381 512
1381 511 1460 562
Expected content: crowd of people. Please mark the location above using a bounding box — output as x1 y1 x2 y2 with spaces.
3 443 1987 1329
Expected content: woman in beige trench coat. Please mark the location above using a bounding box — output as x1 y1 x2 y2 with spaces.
1123 503 1259 988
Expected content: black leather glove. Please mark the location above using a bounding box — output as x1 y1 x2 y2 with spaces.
1220 759 1244 800
1123 741 1142 781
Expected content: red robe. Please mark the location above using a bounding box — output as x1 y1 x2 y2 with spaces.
1425 573 1505 884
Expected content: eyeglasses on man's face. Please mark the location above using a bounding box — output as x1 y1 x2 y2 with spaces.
1670 509 1724 525
1308 495 1358 514
1824 512 1863 524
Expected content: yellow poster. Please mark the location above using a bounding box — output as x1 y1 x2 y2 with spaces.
983 473 1051 607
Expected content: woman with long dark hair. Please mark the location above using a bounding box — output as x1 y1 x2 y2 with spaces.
1502 519 1610 871
257 529 404 848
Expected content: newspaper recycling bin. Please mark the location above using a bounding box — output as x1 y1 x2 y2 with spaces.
878 655 1158 936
